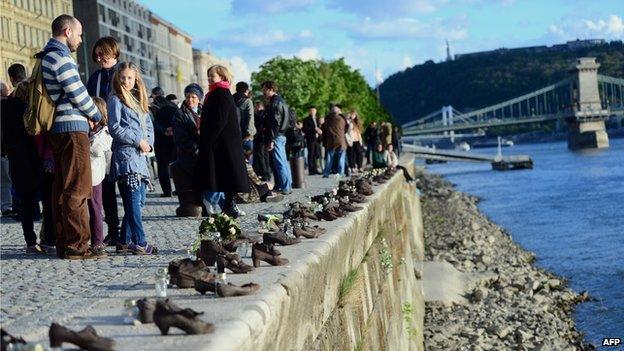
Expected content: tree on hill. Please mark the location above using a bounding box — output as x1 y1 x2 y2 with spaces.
251 57 391 125
380 41 624 126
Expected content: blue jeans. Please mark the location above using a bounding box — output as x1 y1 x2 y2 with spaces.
118 181 147 247
202 191 225 210
323 148 346 177
270 135 292 192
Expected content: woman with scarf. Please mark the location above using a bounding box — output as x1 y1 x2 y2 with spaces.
194 65 249 218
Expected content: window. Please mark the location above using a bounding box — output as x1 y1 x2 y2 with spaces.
98 4 105 22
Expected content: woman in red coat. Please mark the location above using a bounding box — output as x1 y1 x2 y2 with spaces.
194 65 249 218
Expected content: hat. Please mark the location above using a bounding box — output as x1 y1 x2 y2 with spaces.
151 86 164 97
184 83 204 99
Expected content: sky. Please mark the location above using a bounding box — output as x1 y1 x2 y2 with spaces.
145 0 624 86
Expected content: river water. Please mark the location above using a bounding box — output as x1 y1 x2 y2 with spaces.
422 137 624 347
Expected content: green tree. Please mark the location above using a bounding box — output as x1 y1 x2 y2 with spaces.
251 57 391 125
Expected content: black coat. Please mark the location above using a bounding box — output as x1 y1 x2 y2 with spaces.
302 115 320 143
0 95 42 193
194 88 250 193
173 103 201 176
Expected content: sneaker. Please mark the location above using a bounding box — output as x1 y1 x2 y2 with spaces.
116 244 130 253
26 244 46 254
133 244 158 255
90 245 108 257
280 190 293 195
1 209 18 217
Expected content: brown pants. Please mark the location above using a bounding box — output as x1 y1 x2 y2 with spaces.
50 132 92 256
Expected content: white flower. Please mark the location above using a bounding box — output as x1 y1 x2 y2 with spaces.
222 214 229 219
229 227 236 235
208 217 215 224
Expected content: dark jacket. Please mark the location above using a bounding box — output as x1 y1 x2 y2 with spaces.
0 94 42 193
173 102 201 176
364 125 380 145
194 88 250 193
152 97 177 147
86 62 120 99
265 94 290 142
302 115 320 143
322 112 347 150
233 92 256 139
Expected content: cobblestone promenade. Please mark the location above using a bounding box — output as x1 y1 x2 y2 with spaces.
0 176 338 349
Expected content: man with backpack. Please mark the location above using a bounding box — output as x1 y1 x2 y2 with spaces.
261 81 293 195
34 15 102 259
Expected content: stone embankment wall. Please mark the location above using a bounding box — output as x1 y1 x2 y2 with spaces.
243 159 425 351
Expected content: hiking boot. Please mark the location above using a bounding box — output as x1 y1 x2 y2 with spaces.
65 248 103 260
90 245 108 258
132 243 158 255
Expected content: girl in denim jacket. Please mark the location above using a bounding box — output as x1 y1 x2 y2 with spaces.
107 62 157 255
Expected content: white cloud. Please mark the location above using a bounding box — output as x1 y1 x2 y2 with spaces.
230 56 252 84
548 14 624 40
296 47 320 60
231 0 316 14
374 67 384 85
350 17 468 41
402 55 413 70
329 0 446 19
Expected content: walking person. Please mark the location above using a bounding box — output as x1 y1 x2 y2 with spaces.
233 82 256 153
302 106 322 175
0 66 45 253
107 61 157 255
195 65 250 218
252 102 272 182
43 15 103 259
261 81 293 194
322 105 347 177
88 97 113 257
152 90 178 197
86 36 121 246
350 111 364 172
364 121 380 165
0 81 16 217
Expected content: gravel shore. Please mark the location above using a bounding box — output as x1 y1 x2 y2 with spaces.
417 170 594 351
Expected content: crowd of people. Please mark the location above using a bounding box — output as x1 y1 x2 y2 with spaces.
0 14 403 260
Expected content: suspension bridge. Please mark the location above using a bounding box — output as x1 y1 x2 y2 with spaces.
401 57 624 150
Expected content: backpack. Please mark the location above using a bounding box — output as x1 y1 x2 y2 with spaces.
23 48 61 136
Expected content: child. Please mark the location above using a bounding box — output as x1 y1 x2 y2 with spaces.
386 144 399 168
89 97 113 256
107 62 157 255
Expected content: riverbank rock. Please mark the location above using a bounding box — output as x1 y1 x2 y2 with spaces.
417 170 593 350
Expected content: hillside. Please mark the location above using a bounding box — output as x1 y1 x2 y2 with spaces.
380 41 624 126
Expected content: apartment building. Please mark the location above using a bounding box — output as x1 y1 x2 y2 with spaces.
150 13 193 97
0 0 73 83
72 0 156 88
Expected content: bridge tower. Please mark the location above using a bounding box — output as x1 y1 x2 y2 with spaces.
566 57 610 150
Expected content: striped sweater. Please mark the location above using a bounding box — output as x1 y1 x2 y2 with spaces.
41 38 101 133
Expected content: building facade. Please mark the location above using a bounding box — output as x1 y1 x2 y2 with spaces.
192 48 232 94
0 0 73 84
72 0 156 88
150 13 192 97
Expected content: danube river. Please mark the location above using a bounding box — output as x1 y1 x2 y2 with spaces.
423 137 624 348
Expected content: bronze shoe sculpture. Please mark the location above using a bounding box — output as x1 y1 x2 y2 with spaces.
49 323 115 351
252 243 289 267
153 299 214 335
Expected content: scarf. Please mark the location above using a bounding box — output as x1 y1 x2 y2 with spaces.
204 81 231 105
183 102 202 131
